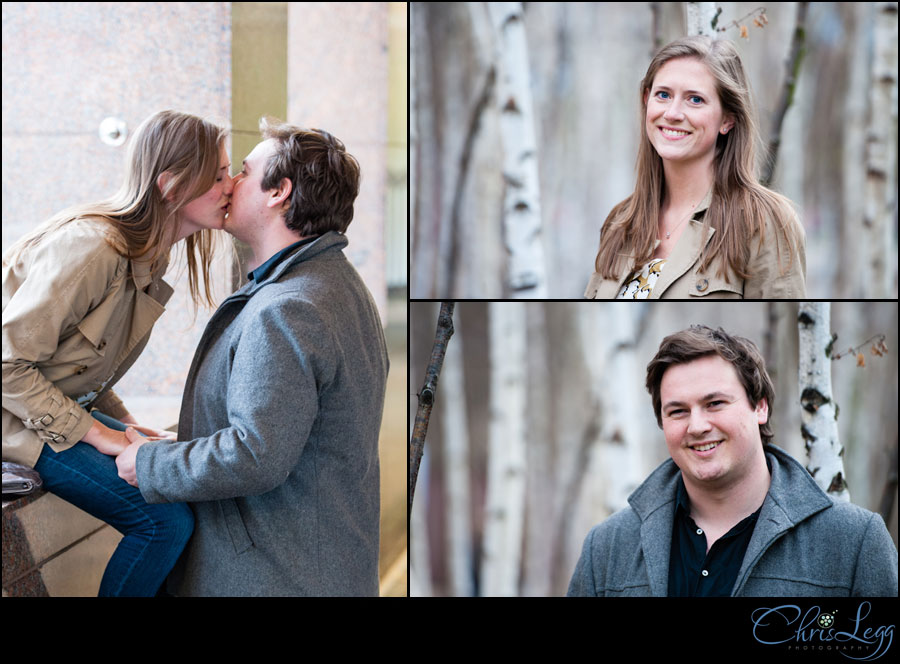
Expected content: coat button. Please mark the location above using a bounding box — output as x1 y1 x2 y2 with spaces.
98 339 107 350
76 365 87 375
696 278 709 293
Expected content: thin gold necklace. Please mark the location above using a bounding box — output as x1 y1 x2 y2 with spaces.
661 201 698 240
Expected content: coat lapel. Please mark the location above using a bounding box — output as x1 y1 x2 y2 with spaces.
649 220 716 298
120 255 173 362
731 446 832 595
629 459 681 596
649 188 714 298
586 189 717 299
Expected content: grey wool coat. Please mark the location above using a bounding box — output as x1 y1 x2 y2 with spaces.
135 232 389 596
568 444 898 597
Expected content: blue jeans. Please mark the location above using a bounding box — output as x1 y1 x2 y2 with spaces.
33 411 193 597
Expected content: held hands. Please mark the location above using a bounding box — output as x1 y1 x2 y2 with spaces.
115 427 148 488
81 417 173 487
82 418 174 456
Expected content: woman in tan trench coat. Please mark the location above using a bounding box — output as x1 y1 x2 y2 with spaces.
2 110 232 596
586 37 805 299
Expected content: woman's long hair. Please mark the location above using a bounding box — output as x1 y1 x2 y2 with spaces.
594 37 802 282
5 110 227 308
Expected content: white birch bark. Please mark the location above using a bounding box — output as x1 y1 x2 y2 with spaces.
487 2 547 297
441 306 474 596
864 2 898 298
685 2 718 37
797 302 851 502
481 302 527 595
577 304 646 516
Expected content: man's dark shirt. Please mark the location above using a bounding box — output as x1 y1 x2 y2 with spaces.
667 465 769 597
247 236 319 283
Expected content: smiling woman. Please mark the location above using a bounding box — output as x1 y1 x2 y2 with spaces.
585 36 806 300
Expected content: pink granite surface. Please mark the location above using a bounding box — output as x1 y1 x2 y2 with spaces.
287 3 389 320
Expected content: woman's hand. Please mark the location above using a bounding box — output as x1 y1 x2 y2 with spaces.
119 415 176 440
81 419 131 456
126 423 176 440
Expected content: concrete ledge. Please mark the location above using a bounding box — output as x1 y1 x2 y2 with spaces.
2 491 119 597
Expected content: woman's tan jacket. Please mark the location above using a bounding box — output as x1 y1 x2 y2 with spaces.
2 218 173 467
584 192 807 299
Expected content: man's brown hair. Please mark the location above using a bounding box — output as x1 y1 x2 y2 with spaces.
645 325 775 445
259 117 361 236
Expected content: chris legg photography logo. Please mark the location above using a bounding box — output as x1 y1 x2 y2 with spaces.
750 601 895 660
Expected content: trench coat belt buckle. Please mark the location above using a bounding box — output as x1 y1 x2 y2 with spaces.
23 413 54 429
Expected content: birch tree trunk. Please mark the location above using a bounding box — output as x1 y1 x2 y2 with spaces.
441 306 474 597
864 1 898 298
488 2 547 297
522 302 553 596
594 304 649 514
685 2 718 37
481 302 527 595
797 302 851 502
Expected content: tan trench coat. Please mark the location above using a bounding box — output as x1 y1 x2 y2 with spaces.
2 218 173 467
584 191 807 299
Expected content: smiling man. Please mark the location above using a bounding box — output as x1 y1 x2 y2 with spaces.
567 325 897 597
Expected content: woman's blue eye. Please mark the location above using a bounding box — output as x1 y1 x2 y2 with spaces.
655 91 704 104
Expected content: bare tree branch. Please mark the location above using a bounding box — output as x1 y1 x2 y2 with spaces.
409 302 456 517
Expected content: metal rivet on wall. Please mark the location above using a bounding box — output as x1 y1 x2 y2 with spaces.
98 117 127 146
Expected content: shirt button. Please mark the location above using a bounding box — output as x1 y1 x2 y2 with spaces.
701 570 709 577
696 528 703 535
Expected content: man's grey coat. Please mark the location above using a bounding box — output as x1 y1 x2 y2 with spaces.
568 445 898 597
135 232 388 596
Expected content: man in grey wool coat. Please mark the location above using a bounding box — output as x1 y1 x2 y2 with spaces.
116 118 389 596
568 325 897 597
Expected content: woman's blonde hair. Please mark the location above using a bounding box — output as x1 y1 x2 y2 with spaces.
594 36 802 282
6 110 228 308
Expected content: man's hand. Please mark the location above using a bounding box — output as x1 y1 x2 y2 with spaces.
116 427 148 488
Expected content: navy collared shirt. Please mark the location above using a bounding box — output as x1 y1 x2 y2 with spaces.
667 464 769 597
247 236 319 283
